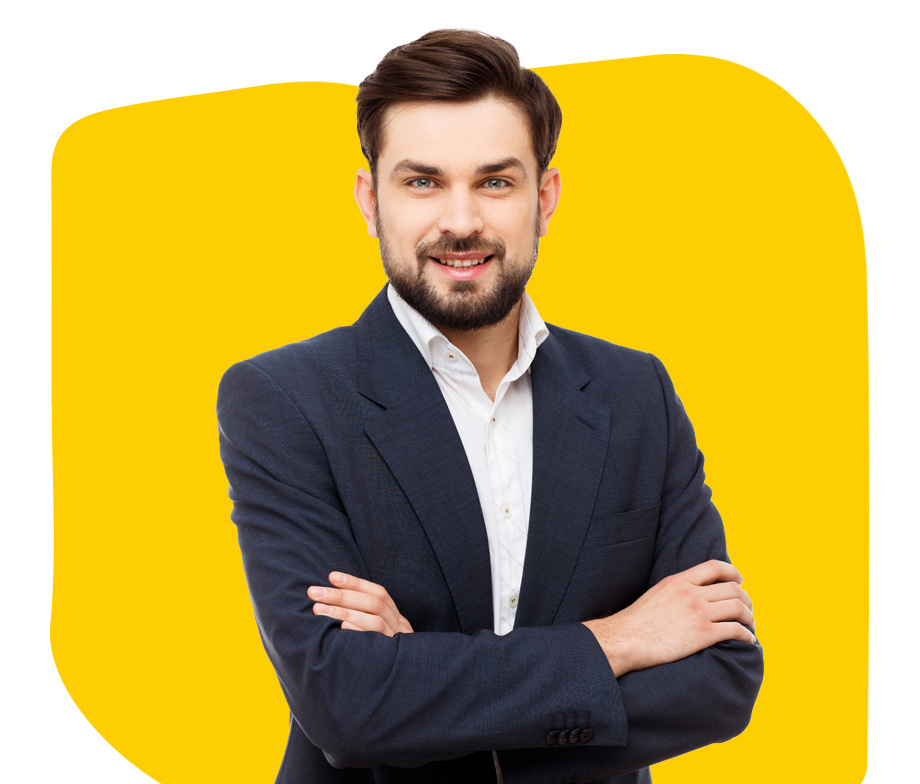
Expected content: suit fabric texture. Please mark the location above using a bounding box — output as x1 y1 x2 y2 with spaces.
217 286 764 784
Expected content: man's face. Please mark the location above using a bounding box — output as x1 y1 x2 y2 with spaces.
355 97 560 332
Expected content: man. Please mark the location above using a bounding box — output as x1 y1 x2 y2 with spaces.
217 29 763 784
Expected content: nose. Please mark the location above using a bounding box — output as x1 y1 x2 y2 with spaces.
436 186 484 238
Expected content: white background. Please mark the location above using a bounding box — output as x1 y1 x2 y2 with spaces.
2 1 916 780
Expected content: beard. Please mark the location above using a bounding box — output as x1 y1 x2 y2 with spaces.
377 205 540 333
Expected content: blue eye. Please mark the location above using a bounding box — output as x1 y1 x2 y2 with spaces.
484 178 508 189
409 178 434 188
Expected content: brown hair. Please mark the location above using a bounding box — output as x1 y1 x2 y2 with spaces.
356 29 562 177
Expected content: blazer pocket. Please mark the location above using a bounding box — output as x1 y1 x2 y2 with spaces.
582 503 661 550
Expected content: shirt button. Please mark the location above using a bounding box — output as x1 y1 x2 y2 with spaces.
446 351 457 362
501 505 511 518
509 593 519 608
490 415 497 426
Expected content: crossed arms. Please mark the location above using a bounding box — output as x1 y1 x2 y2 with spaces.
310 560 755 677
217 351 763 781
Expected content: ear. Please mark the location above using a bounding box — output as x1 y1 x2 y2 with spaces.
538 167 561 237
354 168 378 238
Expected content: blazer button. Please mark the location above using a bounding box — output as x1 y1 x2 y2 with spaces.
545 731 559 745
558 730 569 745
570 728 582 743
579 728 595 743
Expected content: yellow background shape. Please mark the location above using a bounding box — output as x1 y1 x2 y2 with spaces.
52 56 866 783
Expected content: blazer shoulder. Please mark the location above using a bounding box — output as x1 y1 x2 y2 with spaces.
221 325 359 388
217 325 365 428
545 323 662 384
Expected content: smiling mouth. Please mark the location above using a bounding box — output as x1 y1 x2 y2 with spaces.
432 255 494 268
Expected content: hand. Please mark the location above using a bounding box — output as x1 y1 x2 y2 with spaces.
583 559 756 677
308 572 414 637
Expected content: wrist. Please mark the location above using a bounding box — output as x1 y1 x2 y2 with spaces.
606 634 635 678
582 617 636 678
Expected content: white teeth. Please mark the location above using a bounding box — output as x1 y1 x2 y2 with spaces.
436 257 488 268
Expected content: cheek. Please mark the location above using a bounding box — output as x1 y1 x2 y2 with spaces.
383 205 437 248
490 203 539 243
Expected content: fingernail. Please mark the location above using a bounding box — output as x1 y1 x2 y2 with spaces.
308 587 326 599
330 572 346 585
314 603 330 614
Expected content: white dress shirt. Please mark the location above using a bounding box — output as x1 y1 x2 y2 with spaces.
387 285 549 635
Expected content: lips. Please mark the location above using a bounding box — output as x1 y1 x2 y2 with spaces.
417 238 506 270
428 254 494 281
432 255 494 268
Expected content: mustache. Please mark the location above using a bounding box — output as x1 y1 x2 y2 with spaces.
416 236 506 266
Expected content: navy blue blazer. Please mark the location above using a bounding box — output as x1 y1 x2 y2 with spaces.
217 287 763 784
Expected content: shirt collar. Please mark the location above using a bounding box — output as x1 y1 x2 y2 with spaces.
386 284 549 379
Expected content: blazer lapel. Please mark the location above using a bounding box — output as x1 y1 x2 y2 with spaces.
356 288 494 634
515 332 612 628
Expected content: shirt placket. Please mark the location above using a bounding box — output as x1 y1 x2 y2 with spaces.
485 393 526 635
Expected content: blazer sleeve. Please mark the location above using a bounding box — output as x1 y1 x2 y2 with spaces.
496 354 764 783
217 359 629 770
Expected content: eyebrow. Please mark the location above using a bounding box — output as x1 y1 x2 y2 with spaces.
390 157 529 179
476 157 528 177
391 160 444 178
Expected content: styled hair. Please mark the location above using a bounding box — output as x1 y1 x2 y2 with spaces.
356 29 562 177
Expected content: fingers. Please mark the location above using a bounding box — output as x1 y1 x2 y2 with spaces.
699 575 756 630
676 562 758 641
702 580 753 611
308 587 405 633
309 587 400 630
308 572 413 635
312 602 401 636
708 598 756 629
328 571 389 598
684 559 743 587
310 581 398 622
708 621 758 646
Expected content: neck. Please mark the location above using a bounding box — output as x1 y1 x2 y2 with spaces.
439 301 522 402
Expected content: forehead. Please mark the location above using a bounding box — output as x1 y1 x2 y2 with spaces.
377 98 536 174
